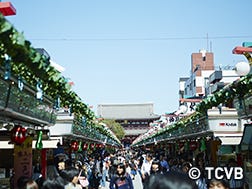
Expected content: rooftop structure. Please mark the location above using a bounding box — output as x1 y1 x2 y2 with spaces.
97 102 160 120
97 103 160 147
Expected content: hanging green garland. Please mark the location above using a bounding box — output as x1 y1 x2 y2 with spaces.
0 14 96 122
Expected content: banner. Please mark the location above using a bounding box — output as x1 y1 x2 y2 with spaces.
14 136 33 188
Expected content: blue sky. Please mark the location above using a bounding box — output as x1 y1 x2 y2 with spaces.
6 0 252 115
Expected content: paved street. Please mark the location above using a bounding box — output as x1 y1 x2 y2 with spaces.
105 173 143 189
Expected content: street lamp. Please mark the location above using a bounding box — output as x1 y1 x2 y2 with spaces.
235 61 251 76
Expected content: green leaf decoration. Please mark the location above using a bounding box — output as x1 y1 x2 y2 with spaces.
35 131 43 150
11 31 25 46
200 138 206 151
0 14 101 134
0 21 12 33
78 141 82 152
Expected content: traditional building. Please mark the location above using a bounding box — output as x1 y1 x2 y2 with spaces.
97 103 160 147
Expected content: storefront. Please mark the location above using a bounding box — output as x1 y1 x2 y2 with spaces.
207 108 245 166
0 71 57 188
234 94 252 187
0 132 59 188
49 111 120 166
135 107 246 168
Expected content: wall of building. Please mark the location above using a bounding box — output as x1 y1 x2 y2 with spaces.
184 50 215 98
191 51 214 74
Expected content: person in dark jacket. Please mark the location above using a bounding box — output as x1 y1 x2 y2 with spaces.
109 163 134 189
145 170 198 189
42 176 65 189
143 159 163 189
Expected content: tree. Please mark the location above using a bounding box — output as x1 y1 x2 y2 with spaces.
101 119 125 140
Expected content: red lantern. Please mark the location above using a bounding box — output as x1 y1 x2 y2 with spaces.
90 143 95 150
71 141 78 151
82 143 88 150
190 141 198 151
11 125 27 145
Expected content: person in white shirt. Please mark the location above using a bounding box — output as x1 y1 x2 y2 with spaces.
140 153 153 189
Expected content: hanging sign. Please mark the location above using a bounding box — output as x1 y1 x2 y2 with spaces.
14 136 33 188
208 119 241 132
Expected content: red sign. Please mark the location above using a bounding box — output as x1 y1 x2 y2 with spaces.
219 122 237 127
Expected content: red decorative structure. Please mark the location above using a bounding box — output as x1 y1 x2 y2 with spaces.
10 125 27 145
189 141 198 151
71 141 79 151
0 2 16 16
82 143 88 150
90 143 95 150
232 46 252 54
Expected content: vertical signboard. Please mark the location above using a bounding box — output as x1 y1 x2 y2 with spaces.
14 136 33 188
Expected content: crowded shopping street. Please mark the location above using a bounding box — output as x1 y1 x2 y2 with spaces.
0 1 252 189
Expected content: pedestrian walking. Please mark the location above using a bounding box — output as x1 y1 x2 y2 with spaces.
140 153 153 189
144 170 198 189
60 167 82 189
159 155 169 172
207 179 229 189
142 158 163 189
88 159 101 189
41 176 65 189
109 163 134 189
17 177 39 189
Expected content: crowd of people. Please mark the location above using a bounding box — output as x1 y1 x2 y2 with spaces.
14 148 249 189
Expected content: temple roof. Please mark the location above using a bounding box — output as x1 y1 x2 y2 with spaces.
97 103 160 120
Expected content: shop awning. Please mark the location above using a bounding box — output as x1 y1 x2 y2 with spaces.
0 139 59 149
218 137 242 145
213 131 243 145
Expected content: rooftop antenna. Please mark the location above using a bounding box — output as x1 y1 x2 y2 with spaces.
206 33 209 52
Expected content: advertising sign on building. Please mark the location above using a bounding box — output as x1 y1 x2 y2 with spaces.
208 118 243 132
